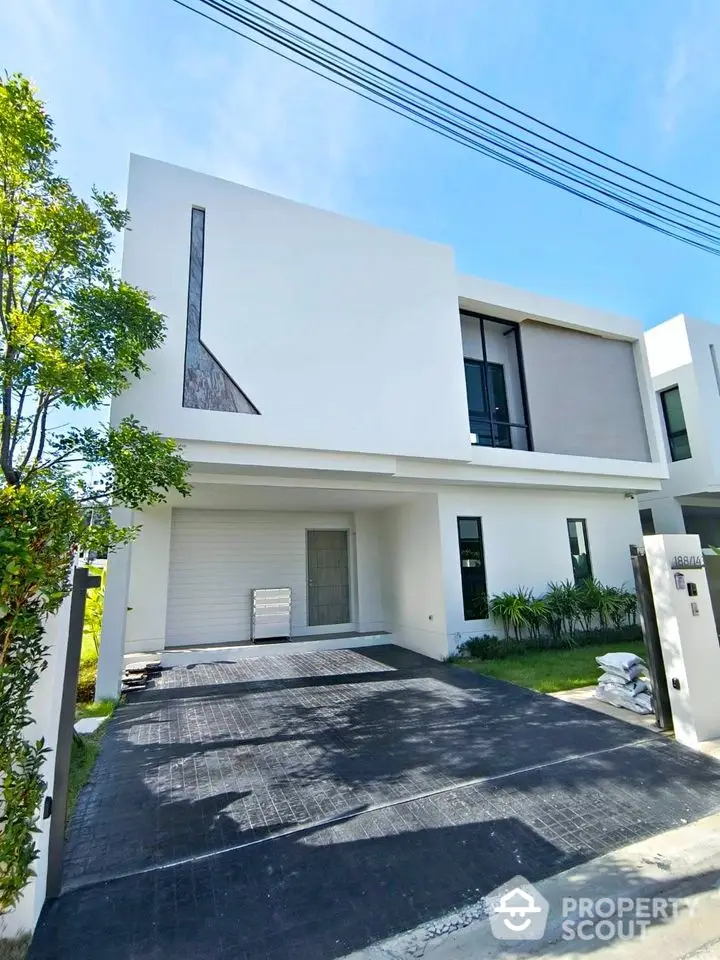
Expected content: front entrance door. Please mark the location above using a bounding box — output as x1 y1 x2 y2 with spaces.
307 529 351 627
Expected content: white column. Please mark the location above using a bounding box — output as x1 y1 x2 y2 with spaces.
125 506 172 653
95 507 133 701
644 533 720 747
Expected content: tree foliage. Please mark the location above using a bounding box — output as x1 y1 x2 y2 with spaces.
0 73 190 914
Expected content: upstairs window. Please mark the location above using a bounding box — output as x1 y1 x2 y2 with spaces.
464 360 511 448
660 386 691 462
567 518 592 584
460 311 532 450
457 517 488 620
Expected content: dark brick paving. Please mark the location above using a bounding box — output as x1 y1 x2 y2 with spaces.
30 646 720 960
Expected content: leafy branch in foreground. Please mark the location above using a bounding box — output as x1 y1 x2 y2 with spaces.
0 73 190 915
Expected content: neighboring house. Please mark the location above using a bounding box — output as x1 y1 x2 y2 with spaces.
639 315 720 618
96 155 666 697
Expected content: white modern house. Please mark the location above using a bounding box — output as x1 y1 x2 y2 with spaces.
96 155 667 698
640 315 720 617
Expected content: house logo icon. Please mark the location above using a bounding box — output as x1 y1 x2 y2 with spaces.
486 875 550 940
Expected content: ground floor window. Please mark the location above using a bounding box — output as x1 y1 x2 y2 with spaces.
567 518 592 584
639 508 656 536
457 517 488 619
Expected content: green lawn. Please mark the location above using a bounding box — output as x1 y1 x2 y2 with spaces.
76 698 115 721
453 640 646 693
68 720 111 820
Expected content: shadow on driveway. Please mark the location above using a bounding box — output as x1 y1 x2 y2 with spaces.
29 646 720 960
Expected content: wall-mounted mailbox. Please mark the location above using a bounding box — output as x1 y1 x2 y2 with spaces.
674 573 686 590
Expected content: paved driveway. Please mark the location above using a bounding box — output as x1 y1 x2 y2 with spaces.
30 646 720 960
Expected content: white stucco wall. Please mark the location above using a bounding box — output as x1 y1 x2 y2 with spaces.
117 155 470 463
2 586 73 937
100 479 649 670
113 156 665 490
642 314 720 502
353 509 387 634
379 495 449 659
438 486 643 650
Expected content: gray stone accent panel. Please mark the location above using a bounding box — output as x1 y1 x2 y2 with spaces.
182 207 258 414
520 320 651 461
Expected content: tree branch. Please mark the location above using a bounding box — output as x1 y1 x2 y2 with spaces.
9 384 28 458
35 397 51 464
17 391 49 478
1 365 16 485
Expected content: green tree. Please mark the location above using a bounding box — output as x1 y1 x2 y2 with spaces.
0 73 190 913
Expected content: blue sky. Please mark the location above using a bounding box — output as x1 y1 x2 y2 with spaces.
2 0 720 328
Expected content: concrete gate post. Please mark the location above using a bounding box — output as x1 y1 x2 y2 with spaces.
644 533 720 748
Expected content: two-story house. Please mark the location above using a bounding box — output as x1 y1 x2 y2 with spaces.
640 314 720 618
96 156 666 698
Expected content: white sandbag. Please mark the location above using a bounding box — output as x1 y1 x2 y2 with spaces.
595 685 654 715
596 651 646 671
598 662 645 681
596 651 646 681
598 674 650 696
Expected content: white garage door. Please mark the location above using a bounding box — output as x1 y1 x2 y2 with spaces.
166 508 354 647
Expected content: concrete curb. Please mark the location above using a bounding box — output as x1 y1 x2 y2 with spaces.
342 812 720 959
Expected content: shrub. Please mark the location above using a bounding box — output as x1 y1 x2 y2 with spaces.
454 624 642 661
489 588 534 642
453 578 641 661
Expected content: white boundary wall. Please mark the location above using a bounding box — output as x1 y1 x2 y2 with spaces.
1 585 73 938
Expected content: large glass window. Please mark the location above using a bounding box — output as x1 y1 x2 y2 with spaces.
660 386 691 462
460 311 531 450
464 360 511 448
567 518 592 584
457 517 488 620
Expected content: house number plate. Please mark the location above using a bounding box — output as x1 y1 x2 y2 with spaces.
671 555 705 570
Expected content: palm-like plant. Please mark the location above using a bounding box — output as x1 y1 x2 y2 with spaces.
489 589 533 642
526 595 548 641
545 580 581 639
577 578 603 631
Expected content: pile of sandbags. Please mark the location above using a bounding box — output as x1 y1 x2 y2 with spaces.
594 651 653 715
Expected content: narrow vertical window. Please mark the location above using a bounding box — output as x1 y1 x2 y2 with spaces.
183 207 259 414
639 509 656 536
659 386 691 461
457 517 488 619
567 518 592 584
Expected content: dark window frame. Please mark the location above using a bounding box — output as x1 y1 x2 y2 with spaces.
567 518 593 585
639 508 656 536
460 310 533 451
457 516 489 620
659 385 691 462
463 358 512 448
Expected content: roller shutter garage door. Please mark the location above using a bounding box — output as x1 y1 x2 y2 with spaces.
165 508 353 646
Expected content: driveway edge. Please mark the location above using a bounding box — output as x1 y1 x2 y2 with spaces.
342 811 720 959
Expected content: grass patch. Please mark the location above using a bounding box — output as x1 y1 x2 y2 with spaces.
67 716 112 821
75 699 115 721
76 564 105 703
452 640 646 694
0 936 30 960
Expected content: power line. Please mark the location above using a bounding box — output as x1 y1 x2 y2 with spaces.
307 0 720 213
211 0 720 238
169 0 720 255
